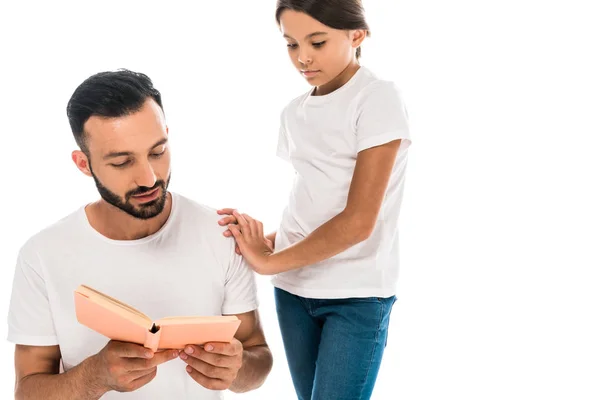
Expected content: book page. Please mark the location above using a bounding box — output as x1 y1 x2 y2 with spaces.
156 315 239 326
77 285 152 328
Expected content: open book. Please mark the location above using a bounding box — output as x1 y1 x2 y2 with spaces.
74 285 241 352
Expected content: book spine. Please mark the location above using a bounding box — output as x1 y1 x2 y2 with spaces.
144 328 161 352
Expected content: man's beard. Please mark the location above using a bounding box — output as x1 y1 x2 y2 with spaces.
90 170 171 220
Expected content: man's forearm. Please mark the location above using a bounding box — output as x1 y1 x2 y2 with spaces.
16 356 105 400
229 345 273 393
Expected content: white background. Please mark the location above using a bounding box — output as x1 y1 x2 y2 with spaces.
1 0 599 399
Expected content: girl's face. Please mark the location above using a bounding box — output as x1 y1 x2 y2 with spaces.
279 10 366 88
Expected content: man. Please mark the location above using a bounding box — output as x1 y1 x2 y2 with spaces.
7 70 272 399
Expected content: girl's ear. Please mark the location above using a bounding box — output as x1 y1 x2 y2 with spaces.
350 29 367 49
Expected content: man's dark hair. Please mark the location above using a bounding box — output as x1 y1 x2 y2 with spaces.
66 69 163 154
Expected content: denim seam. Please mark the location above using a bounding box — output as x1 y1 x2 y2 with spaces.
359 299 385 398
304 297 314 316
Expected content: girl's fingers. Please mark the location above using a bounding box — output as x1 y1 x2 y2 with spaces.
228 224 242 240
232 211 248 230
242 214 257 237
217 208 236 215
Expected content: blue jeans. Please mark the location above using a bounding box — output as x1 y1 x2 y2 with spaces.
275 287 396 400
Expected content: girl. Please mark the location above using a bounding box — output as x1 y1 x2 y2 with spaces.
218 1 411 398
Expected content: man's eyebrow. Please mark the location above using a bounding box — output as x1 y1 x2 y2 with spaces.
150 138 168 150
103 150 131 160
103 138 168 160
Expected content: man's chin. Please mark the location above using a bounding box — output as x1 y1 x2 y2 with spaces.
129 197 167 219
128 205 163 220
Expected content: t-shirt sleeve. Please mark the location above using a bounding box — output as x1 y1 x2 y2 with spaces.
355 81 412 153
221 240 259 315
276 108 291 162
7 245 58 346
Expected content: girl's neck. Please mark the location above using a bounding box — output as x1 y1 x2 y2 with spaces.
314 61 361 96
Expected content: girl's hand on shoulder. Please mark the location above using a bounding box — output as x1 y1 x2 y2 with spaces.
217 208 274 259
226 210 277 275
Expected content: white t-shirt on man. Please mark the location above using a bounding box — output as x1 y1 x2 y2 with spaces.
273 66 412 299
7 193 258 400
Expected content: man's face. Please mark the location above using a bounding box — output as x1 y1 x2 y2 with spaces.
79 98 171 220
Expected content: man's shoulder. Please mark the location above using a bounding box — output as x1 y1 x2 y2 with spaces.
19 207 84 261
173 194 234 249
174 194 223 227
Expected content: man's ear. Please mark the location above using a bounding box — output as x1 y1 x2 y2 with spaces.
72 150 92 177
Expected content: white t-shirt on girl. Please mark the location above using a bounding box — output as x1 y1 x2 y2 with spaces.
273 66 412 299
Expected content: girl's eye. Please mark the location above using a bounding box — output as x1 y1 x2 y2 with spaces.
287 43 298 49
313 41 326 48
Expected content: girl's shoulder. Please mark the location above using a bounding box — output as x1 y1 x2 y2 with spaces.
355 67 402 100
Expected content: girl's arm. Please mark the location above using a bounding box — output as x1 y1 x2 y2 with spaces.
265 231 276 244
230 139 402 275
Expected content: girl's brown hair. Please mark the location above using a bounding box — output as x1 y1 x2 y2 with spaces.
276 0 371 59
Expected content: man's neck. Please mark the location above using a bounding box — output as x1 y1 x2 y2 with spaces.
85 192 173 241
